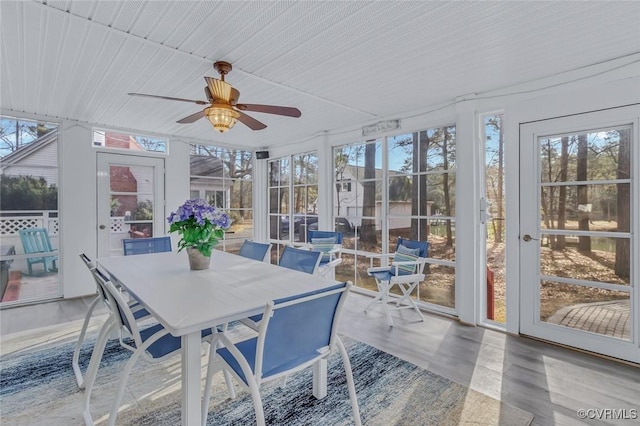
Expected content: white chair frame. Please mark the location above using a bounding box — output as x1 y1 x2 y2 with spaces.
80 268 215 426
365 252 427 326
72 253 150 389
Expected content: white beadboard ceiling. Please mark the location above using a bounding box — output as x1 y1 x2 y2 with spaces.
1 1 639 150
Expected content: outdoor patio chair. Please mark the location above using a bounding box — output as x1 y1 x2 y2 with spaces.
202 282 361 426
122 236 172 255
238 240 272 262
307 230 343 279
365 237 429 327
72 254 151 389
18 227 58 275
81 267 214 426
240 246 322 330
279 245 322 274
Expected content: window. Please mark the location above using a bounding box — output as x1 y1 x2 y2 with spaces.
190 145 253 253
268 152 318 258
93 129 167 153
334 126 457 313
1 116 61 304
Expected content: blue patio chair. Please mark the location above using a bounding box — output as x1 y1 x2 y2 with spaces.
81 267 214 426
365 237 429 326
238 240 272 262
279 245 322 274
72 253 151 389
18 227 58 275
307 230 343 279
240 246 322 331
202 282 361 426
122 236 172 256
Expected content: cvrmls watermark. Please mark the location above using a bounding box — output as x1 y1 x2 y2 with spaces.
577 408 638 420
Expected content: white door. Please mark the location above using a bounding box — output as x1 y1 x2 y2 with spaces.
97 153 165 257
520 105 639 363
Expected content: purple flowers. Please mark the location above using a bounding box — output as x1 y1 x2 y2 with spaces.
167 199 232 257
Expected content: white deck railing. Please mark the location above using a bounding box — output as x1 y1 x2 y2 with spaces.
0 210 59 236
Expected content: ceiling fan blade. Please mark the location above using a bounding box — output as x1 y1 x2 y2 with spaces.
236 103 301 118
236 111 267 130
204 77 233 102
128 92 208 105
177 110 206 124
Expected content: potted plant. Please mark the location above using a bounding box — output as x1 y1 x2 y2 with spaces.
167 198 231 270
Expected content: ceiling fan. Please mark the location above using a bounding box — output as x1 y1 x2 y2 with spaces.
128 61 301 133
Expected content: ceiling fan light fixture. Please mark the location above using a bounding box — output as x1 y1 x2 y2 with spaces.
205 103 240 133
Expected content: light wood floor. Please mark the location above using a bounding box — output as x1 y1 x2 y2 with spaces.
1 292 638 426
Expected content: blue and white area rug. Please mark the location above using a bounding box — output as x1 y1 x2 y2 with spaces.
1 323 533 425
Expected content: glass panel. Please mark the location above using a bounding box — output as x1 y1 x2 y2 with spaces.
420 265 455 308
426 173 456 217
293 153 318 184
190 155 224 178
293 186 308 213
334 217 354 236
1 116 60 304
420 126 456 172
389 175 413 202
279 158 290 186
109 165 137 193
540 127 631 183
205 190 224 208
390 222 455 261
541 184 629 232
336 140 382 180
388 133 415 175
335 253 356 284
355 180 383 208
227 210 253 242
485 114 506 323
269 188 289 214
268 160 280 186
190 144 253 251
229 179 252 209
540 280 630 341
269 215 289 240
540 234 630 285
93 129 167 153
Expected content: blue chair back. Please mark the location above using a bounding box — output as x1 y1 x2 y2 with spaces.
278 246 322 274
123 236 172 256
238 240 271 262
396 237 429 258
260 282 349 378
308 230 343 245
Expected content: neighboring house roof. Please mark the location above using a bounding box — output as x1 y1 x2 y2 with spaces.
190 155 225 178
0 128 58 165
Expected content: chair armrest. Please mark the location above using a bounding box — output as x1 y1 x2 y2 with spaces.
321 258 342 269
365 253 394 259
367 266 390 275
363 252 395 269
390 273 425 282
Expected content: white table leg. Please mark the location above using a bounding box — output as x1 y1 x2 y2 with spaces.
182 332 201 426
312 358 327 399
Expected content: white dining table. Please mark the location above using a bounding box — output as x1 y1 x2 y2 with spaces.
97 249 339 426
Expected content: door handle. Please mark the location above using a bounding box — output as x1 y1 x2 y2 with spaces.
99 224 106 230
522 234 538 242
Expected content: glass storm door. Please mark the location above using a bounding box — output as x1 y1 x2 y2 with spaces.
97 153 165 257
520 106 639 363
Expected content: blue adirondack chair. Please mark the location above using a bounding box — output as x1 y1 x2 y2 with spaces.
19 227 58 275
